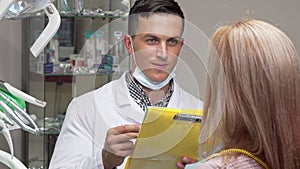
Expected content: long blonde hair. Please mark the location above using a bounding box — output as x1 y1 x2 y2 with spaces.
201 19 300 169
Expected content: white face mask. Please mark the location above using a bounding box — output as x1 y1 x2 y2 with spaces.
132 66 176 90
129 37 176 90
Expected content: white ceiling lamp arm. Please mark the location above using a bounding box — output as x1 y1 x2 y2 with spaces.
30 3 61 57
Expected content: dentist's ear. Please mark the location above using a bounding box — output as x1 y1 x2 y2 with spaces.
124 34 134 54
180 38 184 49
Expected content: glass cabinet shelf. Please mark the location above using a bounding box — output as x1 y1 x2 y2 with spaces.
59 12 128 18
6 11 128 20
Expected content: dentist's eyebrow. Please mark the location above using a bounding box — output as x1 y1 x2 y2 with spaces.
142 34 159 39
168 37 182 41
142 34 182 41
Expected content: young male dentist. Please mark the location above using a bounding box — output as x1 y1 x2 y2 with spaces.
49 0 203 168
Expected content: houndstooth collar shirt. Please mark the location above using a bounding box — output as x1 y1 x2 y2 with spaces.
125 72 174 112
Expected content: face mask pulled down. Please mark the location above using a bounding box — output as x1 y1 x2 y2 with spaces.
129 37 176 90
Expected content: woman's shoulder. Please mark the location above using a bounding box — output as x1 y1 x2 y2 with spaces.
195 155 264 169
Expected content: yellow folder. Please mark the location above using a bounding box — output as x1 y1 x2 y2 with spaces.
125 107 202 169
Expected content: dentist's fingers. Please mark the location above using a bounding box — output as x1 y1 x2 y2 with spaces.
102 124 140 168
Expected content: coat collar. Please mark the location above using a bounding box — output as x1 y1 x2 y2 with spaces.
113 72 131 107
112 72 145 123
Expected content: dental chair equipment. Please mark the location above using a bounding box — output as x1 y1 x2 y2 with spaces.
0 80 46 169
0 0 58 167
0 0 61 57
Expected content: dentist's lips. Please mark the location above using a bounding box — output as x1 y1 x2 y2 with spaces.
151 63 168 71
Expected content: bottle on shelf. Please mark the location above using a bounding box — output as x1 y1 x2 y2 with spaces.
49 33 59 64
57 0 71 13
84 30 96 70
95 30 104 64
112 31 124 74
113 31 123 58
74 0 83 14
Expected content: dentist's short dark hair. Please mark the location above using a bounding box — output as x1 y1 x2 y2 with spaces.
128 0 185 36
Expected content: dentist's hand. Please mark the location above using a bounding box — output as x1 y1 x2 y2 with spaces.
102 124 140 169
176 156 197 169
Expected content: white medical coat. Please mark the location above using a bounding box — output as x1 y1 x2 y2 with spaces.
49 73 203 169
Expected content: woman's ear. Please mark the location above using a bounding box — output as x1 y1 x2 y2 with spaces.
124 34 133 54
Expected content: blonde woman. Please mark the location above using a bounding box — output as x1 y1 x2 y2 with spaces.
186 19 300 169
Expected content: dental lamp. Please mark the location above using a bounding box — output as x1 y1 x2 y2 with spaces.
0 0 14 19
0 80 46 169
0 0 61 57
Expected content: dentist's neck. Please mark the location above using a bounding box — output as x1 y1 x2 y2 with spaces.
143 83 170 105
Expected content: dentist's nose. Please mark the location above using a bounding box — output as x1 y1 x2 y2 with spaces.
156 43 167 60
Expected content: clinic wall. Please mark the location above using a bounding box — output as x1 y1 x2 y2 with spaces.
176 0 300 100
179 0 299 51
0 19 24 168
